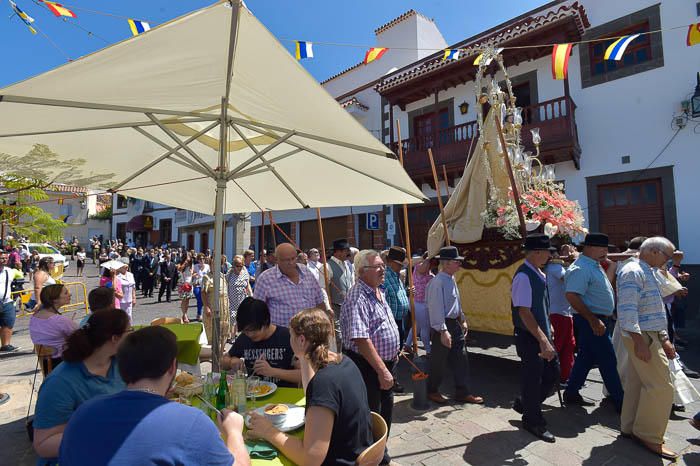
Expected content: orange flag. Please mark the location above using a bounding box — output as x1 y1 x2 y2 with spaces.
551 43 573 80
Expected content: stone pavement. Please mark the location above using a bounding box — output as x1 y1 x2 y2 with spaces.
1 261 699 465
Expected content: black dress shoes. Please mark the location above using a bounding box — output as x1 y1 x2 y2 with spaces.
523 424 555 443
512 398 523 415
563 392 595 407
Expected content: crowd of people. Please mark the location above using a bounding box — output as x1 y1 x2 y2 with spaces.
4 228 697 465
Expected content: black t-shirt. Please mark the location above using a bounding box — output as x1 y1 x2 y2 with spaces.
227 326 295 388
306 356 373 466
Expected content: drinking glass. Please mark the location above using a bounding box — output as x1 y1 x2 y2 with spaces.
248 376 260 409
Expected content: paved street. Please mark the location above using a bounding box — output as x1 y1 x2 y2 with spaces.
1 262 699 465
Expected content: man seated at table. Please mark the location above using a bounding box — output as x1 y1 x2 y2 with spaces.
59 326 250 466
222 297 301 387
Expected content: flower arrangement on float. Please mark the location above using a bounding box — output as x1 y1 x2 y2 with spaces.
481 184 586 240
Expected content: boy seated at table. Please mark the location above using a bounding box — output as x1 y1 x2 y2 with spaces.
59 326 250 466
222 297 301 387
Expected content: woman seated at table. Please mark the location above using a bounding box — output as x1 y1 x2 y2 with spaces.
29 284 76 371
32 308 129 465
247 308 373 466
222 297 300 387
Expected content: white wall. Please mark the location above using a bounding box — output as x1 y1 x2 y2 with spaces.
388 0 700 261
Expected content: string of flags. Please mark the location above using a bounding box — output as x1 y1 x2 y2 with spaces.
294 40 313 60
7 0 150 38
364 47 387 64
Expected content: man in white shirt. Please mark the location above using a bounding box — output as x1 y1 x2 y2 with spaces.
0 252 20 353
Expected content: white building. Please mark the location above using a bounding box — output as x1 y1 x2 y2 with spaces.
371 0 699 307
246 9 449 254
110 195 247 257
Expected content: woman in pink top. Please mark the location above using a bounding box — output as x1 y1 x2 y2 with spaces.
404 254 434 355
99 267 123 308
29 284 76 369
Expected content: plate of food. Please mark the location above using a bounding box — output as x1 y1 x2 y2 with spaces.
247 380 277 399
245 403 305 432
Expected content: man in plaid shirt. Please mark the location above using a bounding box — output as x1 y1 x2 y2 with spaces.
254 243 325 327
341 249 400 466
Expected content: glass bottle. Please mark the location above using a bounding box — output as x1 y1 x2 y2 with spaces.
216 370 228 411
233 359 247 414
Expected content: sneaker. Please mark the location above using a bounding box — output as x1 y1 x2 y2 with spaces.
0 345 20 353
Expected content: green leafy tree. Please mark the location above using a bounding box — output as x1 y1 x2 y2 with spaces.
0 144 116 243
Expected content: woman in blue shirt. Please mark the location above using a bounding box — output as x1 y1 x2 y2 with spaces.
33 308 129 465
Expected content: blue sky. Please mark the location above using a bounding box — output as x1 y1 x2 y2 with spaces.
1 0 546 88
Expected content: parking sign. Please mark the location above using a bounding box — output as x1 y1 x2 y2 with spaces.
366 213 380 230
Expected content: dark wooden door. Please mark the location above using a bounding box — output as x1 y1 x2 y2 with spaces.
598 179 665 248
200 232 209 252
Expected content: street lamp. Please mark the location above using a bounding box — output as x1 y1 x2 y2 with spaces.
692 72 700 118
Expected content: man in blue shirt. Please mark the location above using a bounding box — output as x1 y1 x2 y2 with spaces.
426 246 483 406
563 233 624 412
60 326 250 466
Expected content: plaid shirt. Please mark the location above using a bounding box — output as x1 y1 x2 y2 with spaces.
384 267 409 321
254 265 324 327
340 279 400 361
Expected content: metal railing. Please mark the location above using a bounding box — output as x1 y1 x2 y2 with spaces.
14 281 89 320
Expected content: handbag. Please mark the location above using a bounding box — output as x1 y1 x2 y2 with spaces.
180 282 192 293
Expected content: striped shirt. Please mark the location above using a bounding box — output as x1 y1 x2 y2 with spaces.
340 279 400 361
617 259 667 334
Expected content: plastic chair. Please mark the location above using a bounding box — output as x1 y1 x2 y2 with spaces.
356 412 388 466
150 317 182 326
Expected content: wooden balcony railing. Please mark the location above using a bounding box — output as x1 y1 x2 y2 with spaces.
392 96 581 182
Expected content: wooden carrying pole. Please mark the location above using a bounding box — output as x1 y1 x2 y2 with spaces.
395 120 418 353
494 114 527 237
260 209 266 255
427 148 451 246
315 208 335 341
268 211 277 249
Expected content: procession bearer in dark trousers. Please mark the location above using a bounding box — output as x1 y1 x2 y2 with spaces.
511 234 560 443
426 246 484 405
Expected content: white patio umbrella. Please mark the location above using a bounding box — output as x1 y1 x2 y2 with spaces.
0 0 426 368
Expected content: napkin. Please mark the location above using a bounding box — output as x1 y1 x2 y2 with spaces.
246 440 278 460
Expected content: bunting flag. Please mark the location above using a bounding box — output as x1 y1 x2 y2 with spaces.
473 47 503 66
9 0 37 34
604 34 640 60
294 40 313 60
364 47 387 64
127 18 150 36
551 43 573 80
688 23 700 46
43 1 75 18
443 49 460 61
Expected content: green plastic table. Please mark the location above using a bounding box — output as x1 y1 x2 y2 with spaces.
134 323 203 365
191 386 305 466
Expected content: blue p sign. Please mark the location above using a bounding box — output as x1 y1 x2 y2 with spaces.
367 213 380 230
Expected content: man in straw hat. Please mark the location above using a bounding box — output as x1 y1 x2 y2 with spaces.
563 233 624 412
426 246 484 405
511 234 560 442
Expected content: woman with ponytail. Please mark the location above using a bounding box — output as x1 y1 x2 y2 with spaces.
32 308 129 464
247 308 373 466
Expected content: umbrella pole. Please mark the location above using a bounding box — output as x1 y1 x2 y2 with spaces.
261 209 265 255
269 211 277 249
395 120 418 354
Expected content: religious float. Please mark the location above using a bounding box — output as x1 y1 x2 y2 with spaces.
426 48 586 336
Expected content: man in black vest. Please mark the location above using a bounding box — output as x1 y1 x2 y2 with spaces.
511 234 560 443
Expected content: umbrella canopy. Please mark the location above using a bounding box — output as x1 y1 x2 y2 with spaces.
101 260 128 271
0 0 425 214
0 0 426 370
